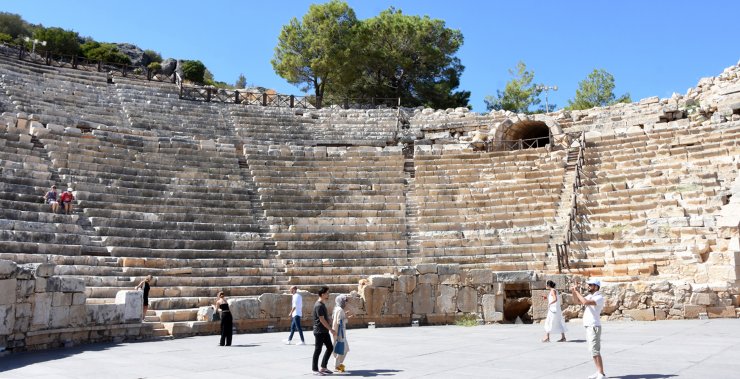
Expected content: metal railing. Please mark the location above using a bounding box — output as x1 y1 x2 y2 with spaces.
556 131 586 272
486 131 582 152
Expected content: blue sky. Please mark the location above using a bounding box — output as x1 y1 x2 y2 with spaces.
4 0 739 112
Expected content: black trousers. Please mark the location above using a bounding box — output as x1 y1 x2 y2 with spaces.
220 312 233 346
312 332 333 371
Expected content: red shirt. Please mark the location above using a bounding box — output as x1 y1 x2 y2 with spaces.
60 192 75 202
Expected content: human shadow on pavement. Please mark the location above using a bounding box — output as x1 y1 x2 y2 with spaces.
564 339 586 343
611 375 678 379
226 344 259 348
343 369 403 377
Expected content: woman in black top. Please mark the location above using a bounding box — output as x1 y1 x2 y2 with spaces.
134 275 152 320
214 291 232 346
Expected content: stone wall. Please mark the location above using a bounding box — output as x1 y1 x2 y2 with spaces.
192 263 737 336
0 259 150 352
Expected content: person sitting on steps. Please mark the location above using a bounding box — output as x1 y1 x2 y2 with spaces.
43 185 59 213
59 187 75 215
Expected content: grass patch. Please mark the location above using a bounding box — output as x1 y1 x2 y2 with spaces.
599 224 627 235
671 183 701 193
455 313 480 327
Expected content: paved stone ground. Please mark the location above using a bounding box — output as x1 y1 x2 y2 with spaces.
1 319 739 378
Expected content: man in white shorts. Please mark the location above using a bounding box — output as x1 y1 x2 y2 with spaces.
571 278 606 379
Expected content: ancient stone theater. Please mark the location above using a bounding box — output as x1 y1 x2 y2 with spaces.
0 46 738 351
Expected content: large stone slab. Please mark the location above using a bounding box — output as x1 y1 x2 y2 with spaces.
412 284 435 315
229 298 260 319
495 271 537 283
435 285 457 314
482 294 504 322
458 287 478 313
258 293 291 318
115 290 143 322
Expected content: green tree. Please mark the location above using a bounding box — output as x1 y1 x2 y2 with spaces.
566 69 631 110
32 27 80 56
0 33 12 43
80 41 131 64
0 12 31 39
181 60 206 83
349 8 469 108
272 0 359 106
143 49 162 63
485 61 541 113
235 73 247 89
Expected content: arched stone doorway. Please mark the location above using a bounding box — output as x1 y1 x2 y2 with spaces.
502 120 551 148
490 116 563 150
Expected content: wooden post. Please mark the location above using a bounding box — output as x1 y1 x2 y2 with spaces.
262 93 268 107
290 95 294 108
206 88 211 102
72 55 78 69
45 51 51 65
97 61 102 72
234 91 241 104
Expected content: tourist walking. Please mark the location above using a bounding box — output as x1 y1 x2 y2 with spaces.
312 286 336 376
134 275 152 320
285 285 305 345
43 185 59 213
571 278 607 379
214 291 233 346
332 294 351 373
542 280 567 342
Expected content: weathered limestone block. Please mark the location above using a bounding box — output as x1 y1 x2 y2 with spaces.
416 263 437 274
46 277 85 293
362 286 389 317
435 285 457 314
395 275 416 294
228 298 260 319
624 308 656 321
346 294 366 317
457 287 478 313
197 306 216 321
495 271 536 283
259 293 291 318
482 294 504 322
0 304 15 334
0 279 17 305
412 284 435 314
49 306 71 329
0 260 18 278
439 274 460 285
88 304 124 325
24 263 55 278
115 290 143 322
707 306 736 318
384 292 411 316
683 304 706 319
368 275 394 288
418 274 439 285
437 264 460 275
68 305 87 327
690 292 718 306
52 292 72 307
32 292 52 327
468 269 493 285
531 289 549 320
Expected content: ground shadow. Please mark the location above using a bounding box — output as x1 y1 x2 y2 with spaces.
226 344 259 348
343 369 403 377
611 375 678 379
566 339 586 343
0 342 120 371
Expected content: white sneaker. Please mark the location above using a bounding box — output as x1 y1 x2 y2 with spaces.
297 341 306 345
595 375 607 379
284 340 292 345
587 373 600 379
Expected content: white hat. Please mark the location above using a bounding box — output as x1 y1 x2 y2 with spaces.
67 188 73 192
586 278 601 287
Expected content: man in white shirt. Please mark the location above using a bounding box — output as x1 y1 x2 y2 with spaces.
285 286 305 345
571 278 607 379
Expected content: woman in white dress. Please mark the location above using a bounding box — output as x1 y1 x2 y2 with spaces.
542 280 567 342
332 294 351 372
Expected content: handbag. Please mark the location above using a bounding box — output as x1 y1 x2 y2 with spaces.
334 319 346 355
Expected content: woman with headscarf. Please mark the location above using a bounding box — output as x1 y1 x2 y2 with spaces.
542 280 567 342
331 294 351 373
